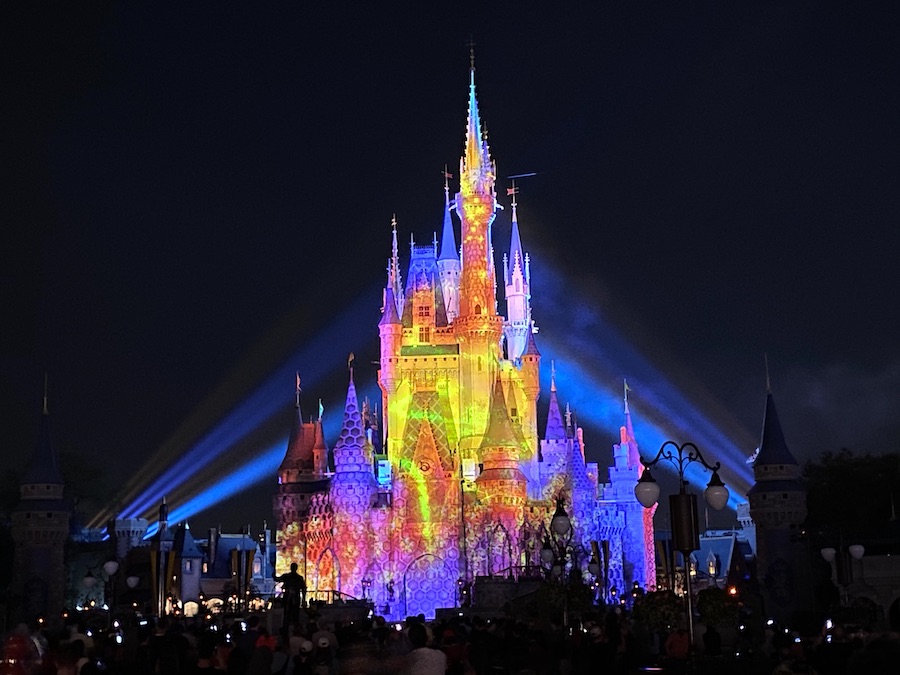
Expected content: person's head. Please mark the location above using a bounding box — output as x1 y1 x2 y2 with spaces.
198 634 217 660
290 563 298 573
408 623 427 649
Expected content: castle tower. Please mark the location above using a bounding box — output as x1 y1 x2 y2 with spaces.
503 190 532 362
150 497 176 616
114 517 149 560
330 365 378 598
452 63 504 453
537 366 569 500
599 386 656 592
10 384 72 627
171 522 204 604
436 177 461 322
273 377 333 587
747 390 808 624
474 375 528 576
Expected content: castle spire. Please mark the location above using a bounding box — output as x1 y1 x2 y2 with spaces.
623 379 636 443
438 169 458 261
279 372 317 479
755 392 800 467
507 183 524 280
333 365 370 474
459 59 494 197
480 373 525 451
389 215 404 311
22 379 64 487
545 361 566 441
618 379 641 469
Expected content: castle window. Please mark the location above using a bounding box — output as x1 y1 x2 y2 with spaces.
418 326 430 343
417 305 431 318
475 304 482 315
184 560 192 573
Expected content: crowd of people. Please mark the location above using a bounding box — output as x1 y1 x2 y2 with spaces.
2 609 900 674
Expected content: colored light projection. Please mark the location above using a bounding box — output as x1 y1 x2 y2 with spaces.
272 65 659 620
100 62 756 620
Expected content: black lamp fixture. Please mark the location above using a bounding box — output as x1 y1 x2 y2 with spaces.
634 440 729 659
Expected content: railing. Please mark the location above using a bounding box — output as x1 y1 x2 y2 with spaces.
305 589 370 605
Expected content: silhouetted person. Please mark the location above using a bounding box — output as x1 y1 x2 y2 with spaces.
703 624 722 657
274 563 307 627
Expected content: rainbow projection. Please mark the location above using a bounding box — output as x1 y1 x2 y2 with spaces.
272 65 655 619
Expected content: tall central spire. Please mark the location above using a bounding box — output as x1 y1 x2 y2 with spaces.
459 63 495 197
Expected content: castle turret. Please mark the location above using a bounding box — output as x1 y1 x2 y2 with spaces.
10 383 72 626
748 389 808 624
378 282 403 399
172 522 204 604
520 327 541 467
599 383 656 593
475 375 527 576
273 377 332 588
453 62 504 452
503 189 532 362
331 364 378 597
436 175 461 322
278 373 312 483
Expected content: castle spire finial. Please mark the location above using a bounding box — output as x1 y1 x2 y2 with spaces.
624 378 631 414
467 36 476 71
765 353 772 393
551 360 557 392
295 371 301 409
460 46 493 195
43 372 49 416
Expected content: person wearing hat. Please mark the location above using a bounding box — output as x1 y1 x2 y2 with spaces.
291 639 315 675
309 637 333 675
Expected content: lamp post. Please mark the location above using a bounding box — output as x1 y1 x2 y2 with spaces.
634 441 729 658
102 558 120 628
821 544 865 608
539 497 600 627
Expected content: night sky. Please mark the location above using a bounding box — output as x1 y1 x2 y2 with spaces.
3 2 898 533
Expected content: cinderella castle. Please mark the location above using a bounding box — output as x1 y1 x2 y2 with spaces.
272 62 656 619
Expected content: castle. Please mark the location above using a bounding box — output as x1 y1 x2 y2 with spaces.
272 63 655 619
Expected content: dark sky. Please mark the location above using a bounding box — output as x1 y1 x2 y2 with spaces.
3 2 899 533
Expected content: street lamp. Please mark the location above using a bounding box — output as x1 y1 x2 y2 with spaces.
634 441 729 658
102 558 120 628
540 496 602 625
821 544 865 607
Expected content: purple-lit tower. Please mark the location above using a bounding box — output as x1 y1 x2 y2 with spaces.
272 60 655 619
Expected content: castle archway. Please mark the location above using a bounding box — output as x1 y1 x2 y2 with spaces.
402 553 455 618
